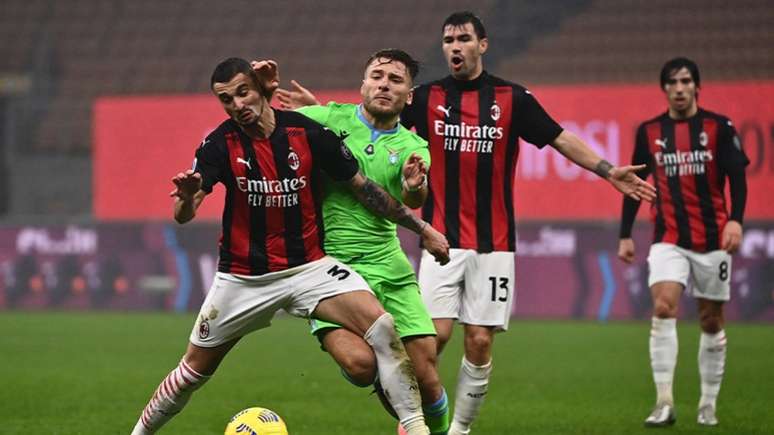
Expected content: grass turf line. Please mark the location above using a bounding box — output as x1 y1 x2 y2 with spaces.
1 313 772 434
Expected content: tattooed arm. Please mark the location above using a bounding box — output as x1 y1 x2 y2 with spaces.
347 171 449 264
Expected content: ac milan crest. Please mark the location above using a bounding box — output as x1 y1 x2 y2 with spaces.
287 148 300 170
490 102 501 121
198 320 210 339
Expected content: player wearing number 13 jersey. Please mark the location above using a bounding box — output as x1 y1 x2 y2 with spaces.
617 57 749 428
400 11 657 435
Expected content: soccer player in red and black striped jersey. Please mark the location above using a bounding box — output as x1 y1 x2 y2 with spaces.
131 58 449 435
618 57 749 428
398 11 656 435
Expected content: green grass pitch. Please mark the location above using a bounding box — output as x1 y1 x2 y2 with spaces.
1 313 772 434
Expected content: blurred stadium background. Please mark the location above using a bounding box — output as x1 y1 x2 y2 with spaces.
1 1 773 434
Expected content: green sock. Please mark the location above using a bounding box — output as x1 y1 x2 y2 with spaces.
424 388 449 435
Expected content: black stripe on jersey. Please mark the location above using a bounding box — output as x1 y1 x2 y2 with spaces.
689 116 721 250
651 122 667 243
273 132 306 268
311 167 325 253
444 86 462 247
219 140 235 271
422 178 435 225
416 87 435 229
238 132 269 275
475 85 495 252
653 189 667 243
503 91 519 251
661 119 692 249
413 88 430 142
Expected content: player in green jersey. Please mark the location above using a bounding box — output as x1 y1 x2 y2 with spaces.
265 49 451 435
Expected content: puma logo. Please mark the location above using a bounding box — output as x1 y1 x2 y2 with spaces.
655 138 668 149
436 105 452 118
236 157 251 170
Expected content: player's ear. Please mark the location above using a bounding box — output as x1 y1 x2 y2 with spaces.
360 80 368 98
479 37 488 54
406 88 414 106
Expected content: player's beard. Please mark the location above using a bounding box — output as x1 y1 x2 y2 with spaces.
236 103 263 126
363 97 401 123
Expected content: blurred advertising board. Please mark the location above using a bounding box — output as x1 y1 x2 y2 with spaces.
94 82 774 220
2 223 773 322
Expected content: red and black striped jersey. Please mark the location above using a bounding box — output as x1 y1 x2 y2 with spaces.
401 71 563 252
625 109 749 252
193 109 358 275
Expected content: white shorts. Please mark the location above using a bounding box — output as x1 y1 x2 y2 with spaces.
418 248 515 331
647 243 731 301
189 256 371 347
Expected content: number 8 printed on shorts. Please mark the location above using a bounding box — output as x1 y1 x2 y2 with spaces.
718 261 728 282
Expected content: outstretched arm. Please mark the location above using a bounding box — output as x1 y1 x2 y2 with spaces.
551 130 657 202
347 171 449 264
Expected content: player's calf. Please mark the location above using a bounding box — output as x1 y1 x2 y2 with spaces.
449 357 492 434
405 335 448 434
131 360 210 434
364 313 427 434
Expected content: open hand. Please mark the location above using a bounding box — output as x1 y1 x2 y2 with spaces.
275 80 320 109
608 164 657 202
250 60 280 100
421 224 450 265
402 153 428 190
721 220 743 253
170 169 202 201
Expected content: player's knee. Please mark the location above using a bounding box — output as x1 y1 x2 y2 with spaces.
464 332 493 358
699 312 723 334
341 350 377 387
652 299 677 318
364 312 396 343
435 329 452 349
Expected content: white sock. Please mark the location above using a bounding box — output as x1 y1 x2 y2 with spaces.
698 330 726 409
364 313 426 434
450 357 492 433
131 360 210 434
650 317 677 405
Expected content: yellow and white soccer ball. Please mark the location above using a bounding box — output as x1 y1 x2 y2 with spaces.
224 407 289 435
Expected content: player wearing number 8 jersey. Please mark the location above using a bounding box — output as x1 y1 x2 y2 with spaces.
618 57 749 428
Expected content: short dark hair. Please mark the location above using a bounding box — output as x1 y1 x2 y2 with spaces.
660 57 701 89
210 57 259 89
364 49 420 81
442 11 487 40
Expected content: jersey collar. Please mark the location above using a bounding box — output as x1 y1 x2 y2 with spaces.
446 70 489 91
357 104 399 142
